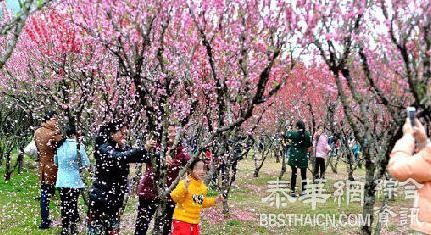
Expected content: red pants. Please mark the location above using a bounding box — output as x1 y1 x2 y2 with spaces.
171 220 200 235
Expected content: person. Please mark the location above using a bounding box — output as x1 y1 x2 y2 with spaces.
54 125 90 235
327 135 335 150
328 134 340 157
135 125 190 235
387 118 431 235
282 124 293 159
87 120 156 235
335 137 341 156
34 110 63 229
313 127 331 180
170 158 224 235
285 120 312 197
352 140 361 161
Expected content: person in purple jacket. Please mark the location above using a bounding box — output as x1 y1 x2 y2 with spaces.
135 125 190 235
313 127 331 180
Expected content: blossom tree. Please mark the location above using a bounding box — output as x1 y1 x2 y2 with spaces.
295 0 421 233
1 6 115 145
45 0 305 233
0 0 53 69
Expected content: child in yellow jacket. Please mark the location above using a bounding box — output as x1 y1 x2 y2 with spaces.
170 158 224 235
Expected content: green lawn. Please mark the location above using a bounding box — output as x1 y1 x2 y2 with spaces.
0 156 415 234
0 163 62 234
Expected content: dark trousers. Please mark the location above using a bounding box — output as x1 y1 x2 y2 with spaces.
86 203 121 235
40 184 55 226
290 166 307 192
135 198 175 235
87 184 125 235
60 188 80 234
314 157 326 180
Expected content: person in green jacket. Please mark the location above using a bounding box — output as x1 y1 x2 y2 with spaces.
285 120 312 197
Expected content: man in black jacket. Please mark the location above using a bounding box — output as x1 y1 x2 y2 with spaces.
87 120 156 235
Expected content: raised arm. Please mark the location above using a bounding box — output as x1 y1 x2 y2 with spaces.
388 135 431 183
112 147 151 164
387 118 431 183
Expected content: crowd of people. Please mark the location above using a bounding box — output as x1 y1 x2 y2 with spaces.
282 120 363 196
31 110 431 235
31 110 362 234
33 111 224 235
283 117 431 234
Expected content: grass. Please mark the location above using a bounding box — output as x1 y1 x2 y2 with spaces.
0 164 61 234
195 158 365 235
0 155 416 234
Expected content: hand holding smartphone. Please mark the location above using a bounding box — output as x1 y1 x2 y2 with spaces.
407 107 416 126
402 107 430 149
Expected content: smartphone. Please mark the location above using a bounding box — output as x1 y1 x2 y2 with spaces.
407 107 416 126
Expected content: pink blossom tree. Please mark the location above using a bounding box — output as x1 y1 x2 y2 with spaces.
0 0 53 69
295 0 426 233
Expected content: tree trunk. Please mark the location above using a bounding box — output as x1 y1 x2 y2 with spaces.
279 150 286 180
310 155 317 181
323 151 333 178
253 168 259 177
373 191 389 235
325 152 338 174
345 148 355 181
361 155 376 235
152 200 168 235
275 146 280 163
4 153 11 181
120 163 143 216
221 155 232 217
333 153 340 173
254 141 271 177
253 149 260 177
230 159 239 186
17 150 24 174
222 200 229 218
205 155 218 187
253 151 268 178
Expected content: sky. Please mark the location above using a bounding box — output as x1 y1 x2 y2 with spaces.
5 0 21 14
